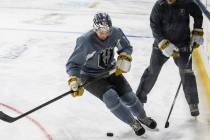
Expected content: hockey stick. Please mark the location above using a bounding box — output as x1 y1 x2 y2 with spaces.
164 46 195 128
0 69 116 123
164 78 183 128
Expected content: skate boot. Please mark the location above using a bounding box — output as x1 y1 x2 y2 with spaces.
130 119 145 136
189 104 200 117
138 117 157 129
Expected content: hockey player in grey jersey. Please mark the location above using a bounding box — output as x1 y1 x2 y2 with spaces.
66 12 157 136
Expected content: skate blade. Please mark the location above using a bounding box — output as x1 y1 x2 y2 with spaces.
140 133 148 139
194 117 198 120
145 127 159 132
153 128 160 132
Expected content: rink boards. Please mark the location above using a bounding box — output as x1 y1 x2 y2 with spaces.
194 14 210 103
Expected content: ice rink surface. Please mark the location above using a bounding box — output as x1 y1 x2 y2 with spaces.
0 0 210 140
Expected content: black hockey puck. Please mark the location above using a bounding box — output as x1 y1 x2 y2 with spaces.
106 132 114 137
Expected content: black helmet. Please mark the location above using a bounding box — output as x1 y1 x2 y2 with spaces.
93 12 112 32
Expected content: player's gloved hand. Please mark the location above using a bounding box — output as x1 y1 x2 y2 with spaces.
115 52 132 76
191 28 204 49
158 39 179 58
68 76 84 97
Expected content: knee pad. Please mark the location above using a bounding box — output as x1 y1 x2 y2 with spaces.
102 89 121 111
121 92 138 107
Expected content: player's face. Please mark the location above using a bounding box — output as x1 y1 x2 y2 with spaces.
166 0 176 4
96 31 110 41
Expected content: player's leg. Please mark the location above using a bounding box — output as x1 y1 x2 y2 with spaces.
81 75 145 135
174 53 199 116
136 48 168 103
108 74 157 129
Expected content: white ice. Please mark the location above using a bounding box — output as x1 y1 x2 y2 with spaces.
0 0 210 140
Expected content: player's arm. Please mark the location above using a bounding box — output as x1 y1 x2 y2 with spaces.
66 37 86 97
150 2 164 44
115 28 132 75
189 1 204 48
150 2 179 58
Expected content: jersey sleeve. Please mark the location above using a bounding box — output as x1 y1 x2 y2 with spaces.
116 28 133 55
188 1 203 29
66 36 87 77
150 2 165 44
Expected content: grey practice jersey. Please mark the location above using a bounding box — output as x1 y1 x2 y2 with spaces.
66 27 133 77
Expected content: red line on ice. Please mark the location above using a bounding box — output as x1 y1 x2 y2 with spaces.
0 103 53 140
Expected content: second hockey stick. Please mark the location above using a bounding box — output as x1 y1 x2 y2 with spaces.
164 46 195 128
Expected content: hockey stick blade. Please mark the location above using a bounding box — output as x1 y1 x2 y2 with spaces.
0 111 17 123
0 69 116 123
165 121 169 128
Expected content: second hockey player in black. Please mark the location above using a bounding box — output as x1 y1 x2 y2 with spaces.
136 0 204 117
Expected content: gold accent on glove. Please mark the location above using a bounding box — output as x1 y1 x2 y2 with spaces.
192 30 204 36
171 51 180 58
71 87 84 97
159 39 170 50
115 54 132 76
191 29 204 49
159 39 180 58
68 76 84 97
192 42 200 49
68 76 78 84
117 54 132 62
115 68 124 76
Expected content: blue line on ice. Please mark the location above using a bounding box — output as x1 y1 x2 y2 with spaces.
0 27 153 39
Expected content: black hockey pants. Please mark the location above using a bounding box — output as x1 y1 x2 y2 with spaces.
136 47 199 105
81 74 132 100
